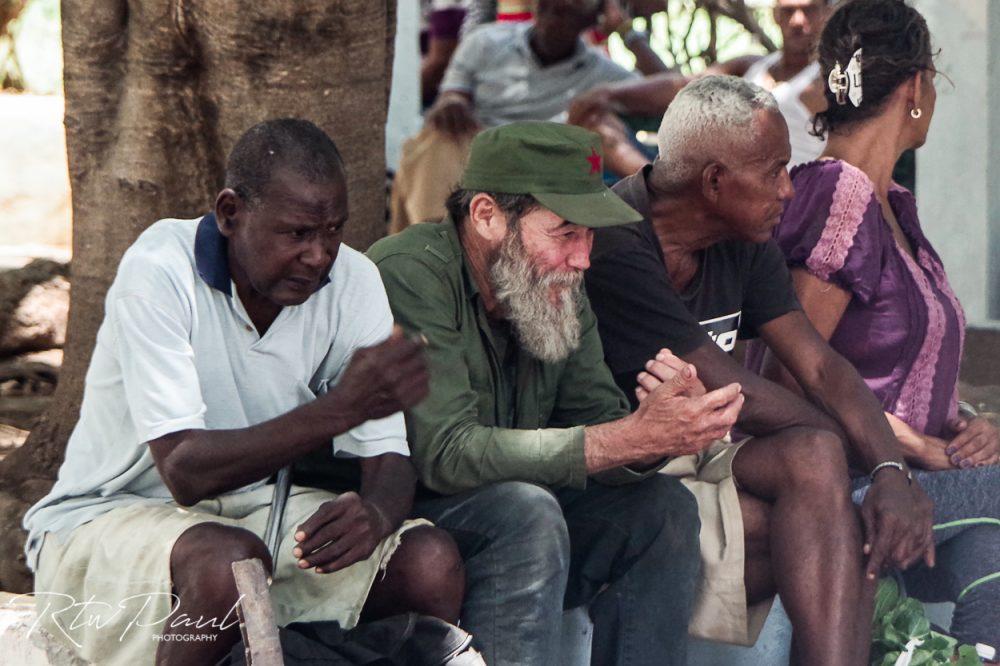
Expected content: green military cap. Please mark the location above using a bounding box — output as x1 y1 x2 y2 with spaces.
459 121 642 228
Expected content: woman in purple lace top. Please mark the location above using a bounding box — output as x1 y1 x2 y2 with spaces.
747 0 1000 656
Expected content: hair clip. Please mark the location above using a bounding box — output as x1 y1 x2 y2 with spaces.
828 48 864 107
827 61 848 105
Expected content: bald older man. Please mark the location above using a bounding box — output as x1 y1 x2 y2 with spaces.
584 77 935 665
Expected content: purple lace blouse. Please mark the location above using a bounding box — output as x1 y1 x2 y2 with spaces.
745 159 966 438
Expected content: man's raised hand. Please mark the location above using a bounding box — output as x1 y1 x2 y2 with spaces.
427 94 481 138
629 349 743 458
325 326 429 432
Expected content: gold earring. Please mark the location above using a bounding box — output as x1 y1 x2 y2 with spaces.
910 108 923 119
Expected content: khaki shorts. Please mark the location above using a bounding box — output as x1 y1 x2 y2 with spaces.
661 437 774 646
33 485 430 665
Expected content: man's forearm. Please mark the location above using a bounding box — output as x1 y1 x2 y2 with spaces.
686 343 847 441
737 376 847 441
414 421 589 494
359 453 416 533
151 389 359 506
583 419 631 473
803 354 911 473
606 72 690 117
623 34 669 75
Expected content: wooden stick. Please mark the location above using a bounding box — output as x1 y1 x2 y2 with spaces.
231 558 284 666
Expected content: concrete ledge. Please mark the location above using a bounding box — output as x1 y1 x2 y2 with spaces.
0 593 88 665
560 597 957 665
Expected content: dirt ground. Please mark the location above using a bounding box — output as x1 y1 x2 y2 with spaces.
0 92 68 455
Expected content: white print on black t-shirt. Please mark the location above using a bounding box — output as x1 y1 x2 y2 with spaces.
699 311 742 353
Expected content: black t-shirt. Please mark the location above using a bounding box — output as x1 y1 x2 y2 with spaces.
586 166 800 406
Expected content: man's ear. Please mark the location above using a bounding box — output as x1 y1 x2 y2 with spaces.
468 193 510 243
701 163 725 204
214 189 244 238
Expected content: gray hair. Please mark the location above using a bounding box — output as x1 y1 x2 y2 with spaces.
655 76 779 189
444 189 538 224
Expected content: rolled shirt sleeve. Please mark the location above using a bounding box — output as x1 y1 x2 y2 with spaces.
439 24 488 95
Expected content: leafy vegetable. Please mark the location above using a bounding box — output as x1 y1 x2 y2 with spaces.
870 579 980 665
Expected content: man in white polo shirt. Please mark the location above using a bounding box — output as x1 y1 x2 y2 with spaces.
23 119 464 666
390 0 644 233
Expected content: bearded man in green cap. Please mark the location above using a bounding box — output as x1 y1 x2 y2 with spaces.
366 122 745 665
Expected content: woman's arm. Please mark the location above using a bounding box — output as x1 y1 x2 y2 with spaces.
759 268 956 470
884 412 953 471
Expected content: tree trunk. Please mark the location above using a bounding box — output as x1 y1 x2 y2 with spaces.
0 0 397 592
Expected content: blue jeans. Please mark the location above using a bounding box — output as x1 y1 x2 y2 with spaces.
412 475 701 665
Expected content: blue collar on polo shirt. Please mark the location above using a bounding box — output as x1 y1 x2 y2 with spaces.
195 213 232 295
193 212 332 297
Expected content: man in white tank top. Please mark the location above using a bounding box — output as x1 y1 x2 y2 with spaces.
569 0 831 173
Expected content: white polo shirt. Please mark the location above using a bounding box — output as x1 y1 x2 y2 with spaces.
24 214 408 569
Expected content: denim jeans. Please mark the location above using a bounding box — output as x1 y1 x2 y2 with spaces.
412 475 702 665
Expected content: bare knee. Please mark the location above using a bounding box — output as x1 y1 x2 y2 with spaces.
779 428 850 494
170 523 272 603
740 490 771 551
364 526 464 623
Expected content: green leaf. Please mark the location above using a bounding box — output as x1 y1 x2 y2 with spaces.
874 578 901 619
922 632 955 653
954 645 982 666
907 650 934 665
880 652 901 666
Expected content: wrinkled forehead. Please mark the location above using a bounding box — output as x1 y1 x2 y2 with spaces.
257 168 348 217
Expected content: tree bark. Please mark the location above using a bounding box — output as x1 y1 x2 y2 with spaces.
0 0 397 592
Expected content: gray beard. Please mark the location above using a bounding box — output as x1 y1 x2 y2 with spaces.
490 229 583 364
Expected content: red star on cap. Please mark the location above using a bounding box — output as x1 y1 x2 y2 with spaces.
586 147 602 175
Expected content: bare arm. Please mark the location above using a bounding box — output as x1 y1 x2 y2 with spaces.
597 0 668 75
291 453 417 574
356 452 416 532
758 308 911 472
421 36 460 104
679 334 847 440
569 72 691 126
567 53 762 128
623 34 669 75
703 54 761 78
149 330 429 506
759 269 953 470
754 283 934 577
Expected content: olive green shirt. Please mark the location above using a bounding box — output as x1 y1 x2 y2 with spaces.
367 218 642 495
